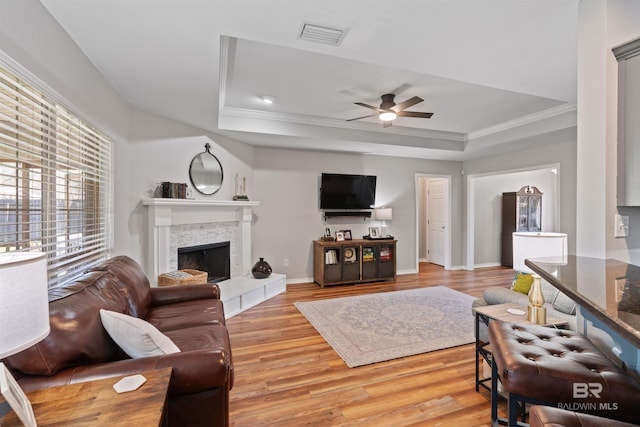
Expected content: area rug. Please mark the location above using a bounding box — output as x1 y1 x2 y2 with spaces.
294 286 476 368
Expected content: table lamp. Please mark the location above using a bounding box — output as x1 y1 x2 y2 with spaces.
374 207 392 237
0 252 49 426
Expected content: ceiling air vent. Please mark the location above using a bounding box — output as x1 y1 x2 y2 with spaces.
298 22 348 46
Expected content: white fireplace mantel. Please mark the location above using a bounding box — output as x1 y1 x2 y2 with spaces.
142 198 259 285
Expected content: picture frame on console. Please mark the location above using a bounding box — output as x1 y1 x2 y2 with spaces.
341 230 352 240
0 362 37 427
335 231 345 241
368 227 380 238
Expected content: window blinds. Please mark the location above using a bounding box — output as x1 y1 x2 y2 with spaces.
0 65 112 287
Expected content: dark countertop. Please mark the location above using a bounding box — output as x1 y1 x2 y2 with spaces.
526 255 640 348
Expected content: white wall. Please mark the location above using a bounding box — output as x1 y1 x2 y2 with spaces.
250 147 464 281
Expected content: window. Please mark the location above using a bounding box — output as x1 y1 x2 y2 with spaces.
0 65 112 287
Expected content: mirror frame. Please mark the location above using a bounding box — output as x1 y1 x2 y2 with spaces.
189 143 223 195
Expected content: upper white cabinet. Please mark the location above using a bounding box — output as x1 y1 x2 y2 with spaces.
614 37 640 206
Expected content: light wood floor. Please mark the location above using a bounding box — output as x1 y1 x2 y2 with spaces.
226 263 515 427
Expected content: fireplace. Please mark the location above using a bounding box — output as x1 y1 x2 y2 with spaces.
178 241 230 283
142 198 257 285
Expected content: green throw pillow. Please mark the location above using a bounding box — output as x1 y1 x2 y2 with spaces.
512 272 534 295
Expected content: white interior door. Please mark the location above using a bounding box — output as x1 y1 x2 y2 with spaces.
427 179 448 266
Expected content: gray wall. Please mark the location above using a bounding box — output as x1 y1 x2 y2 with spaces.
472 167 559 267
125 110 255 260
463 134 578 266
251 148 463 281
605 1 640 265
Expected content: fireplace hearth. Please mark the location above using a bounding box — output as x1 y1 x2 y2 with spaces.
178 241 230 283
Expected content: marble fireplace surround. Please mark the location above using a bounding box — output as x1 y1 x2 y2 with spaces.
142 198 259 286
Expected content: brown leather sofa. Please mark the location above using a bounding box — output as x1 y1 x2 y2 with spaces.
2 255 233 427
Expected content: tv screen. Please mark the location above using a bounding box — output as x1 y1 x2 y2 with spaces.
320 173 376 209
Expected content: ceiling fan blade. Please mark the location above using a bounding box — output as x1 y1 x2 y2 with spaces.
346 114 377 122
388 83 412 97
355 102 383 112
382 120 393 128
396 111 434 119
391 96 424 112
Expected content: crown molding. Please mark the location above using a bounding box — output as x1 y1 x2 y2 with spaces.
219 33 573 147
219 106 466 142
613 36 640 61
467 103 577 141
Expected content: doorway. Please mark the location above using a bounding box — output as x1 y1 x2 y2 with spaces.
465 164 560 270
416 174 450 270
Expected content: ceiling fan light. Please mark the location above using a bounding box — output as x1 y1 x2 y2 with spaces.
379 111 397 121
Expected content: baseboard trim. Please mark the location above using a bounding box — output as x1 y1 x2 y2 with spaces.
286 276 314 285
474 262 502 269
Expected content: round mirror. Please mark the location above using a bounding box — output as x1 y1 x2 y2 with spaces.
189 143 223 195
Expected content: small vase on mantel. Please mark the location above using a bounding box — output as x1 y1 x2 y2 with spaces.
251 257 272 279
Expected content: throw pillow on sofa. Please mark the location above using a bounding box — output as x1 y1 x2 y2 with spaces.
511 272 534 295
100 309 180 358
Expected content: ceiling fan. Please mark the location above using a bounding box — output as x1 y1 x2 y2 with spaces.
347 93 433 128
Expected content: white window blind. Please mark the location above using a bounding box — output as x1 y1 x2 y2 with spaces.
0 65 112 287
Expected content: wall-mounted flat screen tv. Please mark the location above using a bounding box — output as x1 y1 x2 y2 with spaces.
320 173 377 210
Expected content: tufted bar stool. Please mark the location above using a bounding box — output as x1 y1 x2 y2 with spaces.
488 321 640 427
529 406 639 427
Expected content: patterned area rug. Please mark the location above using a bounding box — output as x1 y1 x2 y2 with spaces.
294 286 476 368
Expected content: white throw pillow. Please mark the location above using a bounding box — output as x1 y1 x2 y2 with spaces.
99 309 180 358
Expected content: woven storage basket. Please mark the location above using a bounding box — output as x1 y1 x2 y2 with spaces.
158 269 208 287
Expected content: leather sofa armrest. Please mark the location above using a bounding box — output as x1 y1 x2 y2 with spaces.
17 349 231 396
155 349 232 395
150 284 220 306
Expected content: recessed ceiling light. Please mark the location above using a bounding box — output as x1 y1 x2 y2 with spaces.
260 95 276 104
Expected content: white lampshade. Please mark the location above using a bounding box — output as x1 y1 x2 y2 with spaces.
0 252 49 359
374 208 393 221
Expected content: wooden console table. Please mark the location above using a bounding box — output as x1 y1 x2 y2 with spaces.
0 368 172 426
313 239 396 287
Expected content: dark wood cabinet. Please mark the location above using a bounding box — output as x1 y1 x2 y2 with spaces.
313 239 396 287
501 186 542 267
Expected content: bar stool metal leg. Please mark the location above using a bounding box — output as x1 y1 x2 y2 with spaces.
508 393 520 427
491 354 499 427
